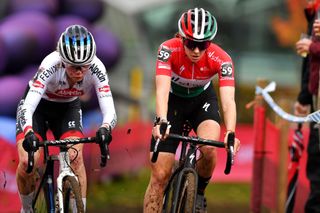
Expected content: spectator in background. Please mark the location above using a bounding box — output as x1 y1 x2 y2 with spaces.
295 0 320 212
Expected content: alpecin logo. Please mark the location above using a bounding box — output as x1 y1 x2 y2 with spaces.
98 85 110 93
32 80 45 88
55 88 84 97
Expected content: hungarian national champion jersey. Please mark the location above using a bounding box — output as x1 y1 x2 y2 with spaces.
155 38 235 97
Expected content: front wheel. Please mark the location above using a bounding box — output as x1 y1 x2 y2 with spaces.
62 176 84 213
162 174 178 213
176 172 197 213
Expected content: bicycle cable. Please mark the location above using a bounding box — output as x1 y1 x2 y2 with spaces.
195 145 205 163
64 145 78 175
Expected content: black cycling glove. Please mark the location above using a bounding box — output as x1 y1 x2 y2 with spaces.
96 126 112 145
22 131 39 152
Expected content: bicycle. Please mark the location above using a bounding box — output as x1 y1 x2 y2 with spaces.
25 136 110 213
151 121 235 213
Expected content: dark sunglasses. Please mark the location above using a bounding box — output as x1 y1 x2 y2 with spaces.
183 39 211 51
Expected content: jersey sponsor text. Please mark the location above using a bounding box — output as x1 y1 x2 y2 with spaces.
90 64 106 82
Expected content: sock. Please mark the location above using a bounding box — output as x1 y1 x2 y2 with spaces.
82 198 86 211
197 176 211 195
19 191 34 213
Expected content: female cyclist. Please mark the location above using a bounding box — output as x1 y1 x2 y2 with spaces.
143 8 240 213
16 24 117 212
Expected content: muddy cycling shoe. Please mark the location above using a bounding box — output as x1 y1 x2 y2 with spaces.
195 194 207 213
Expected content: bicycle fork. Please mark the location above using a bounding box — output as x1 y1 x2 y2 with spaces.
56 149 80 213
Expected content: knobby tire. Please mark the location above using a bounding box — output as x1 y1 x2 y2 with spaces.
176 172 196 213
62 176 84 213
163 171 196 213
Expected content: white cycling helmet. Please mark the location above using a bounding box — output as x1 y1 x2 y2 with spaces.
57 25 96 65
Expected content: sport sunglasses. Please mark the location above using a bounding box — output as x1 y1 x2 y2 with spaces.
64 63 91 72
183 39 211 51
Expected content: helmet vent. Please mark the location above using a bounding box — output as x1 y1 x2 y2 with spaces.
57 25 96 65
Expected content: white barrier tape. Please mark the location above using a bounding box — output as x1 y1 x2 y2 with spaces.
255 81 320 124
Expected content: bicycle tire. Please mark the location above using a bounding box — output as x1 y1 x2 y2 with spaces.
175 172 196 213
162 174 178 213
62 176 84 213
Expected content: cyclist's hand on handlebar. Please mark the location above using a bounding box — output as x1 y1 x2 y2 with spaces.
22 131 39 152
233 137 241 154
96 126 112 145
224 131 240 155
152 118 171 141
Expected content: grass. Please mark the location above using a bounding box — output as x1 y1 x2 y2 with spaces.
87 169 251 213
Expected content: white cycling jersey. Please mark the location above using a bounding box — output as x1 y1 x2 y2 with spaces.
20 51 117 134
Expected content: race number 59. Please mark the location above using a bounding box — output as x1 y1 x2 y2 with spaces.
221 63 233 77
157 47 171 62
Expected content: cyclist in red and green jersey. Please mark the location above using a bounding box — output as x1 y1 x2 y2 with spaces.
156 36 235 97
144 7 240 213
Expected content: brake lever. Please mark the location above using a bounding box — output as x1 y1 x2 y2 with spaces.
151 122 168 163
224 132 235 175
99 142 110 168
26 151 35 174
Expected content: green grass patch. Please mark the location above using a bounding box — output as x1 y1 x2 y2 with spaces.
87 169 250 212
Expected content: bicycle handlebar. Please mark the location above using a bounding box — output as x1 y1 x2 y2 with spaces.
26 137 110 173
151 122 168 163
224 132 235 175
151 132 235 175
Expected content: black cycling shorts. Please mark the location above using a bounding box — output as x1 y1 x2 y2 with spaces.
150 84 221 154
16 87 83 141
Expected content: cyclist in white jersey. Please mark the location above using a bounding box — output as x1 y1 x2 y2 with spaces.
15 25 117 212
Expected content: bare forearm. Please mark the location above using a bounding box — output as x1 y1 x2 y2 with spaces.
220 86 237 132
156 91 169 119
222 101 237 132
155 75 171 119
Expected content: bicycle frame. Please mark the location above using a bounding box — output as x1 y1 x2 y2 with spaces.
32 154 55 213
170 142 199 212
32 145 80 212
56 146 79 212
156 127 235 213
28 137 109 213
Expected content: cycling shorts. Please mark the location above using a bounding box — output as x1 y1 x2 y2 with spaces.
16 87 84 141
150 84 221 154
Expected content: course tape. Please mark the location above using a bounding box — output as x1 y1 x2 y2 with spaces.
255 81 320 124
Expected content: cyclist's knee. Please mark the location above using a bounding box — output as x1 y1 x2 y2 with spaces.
151 168 171 187
18 154 29 170
69 153 85 174
17 149 33 174
17 161 35 178
200 146 217 159
68 142 83 163
68 146 84 162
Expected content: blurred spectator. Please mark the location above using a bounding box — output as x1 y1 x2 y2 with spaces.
294 0 320 212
